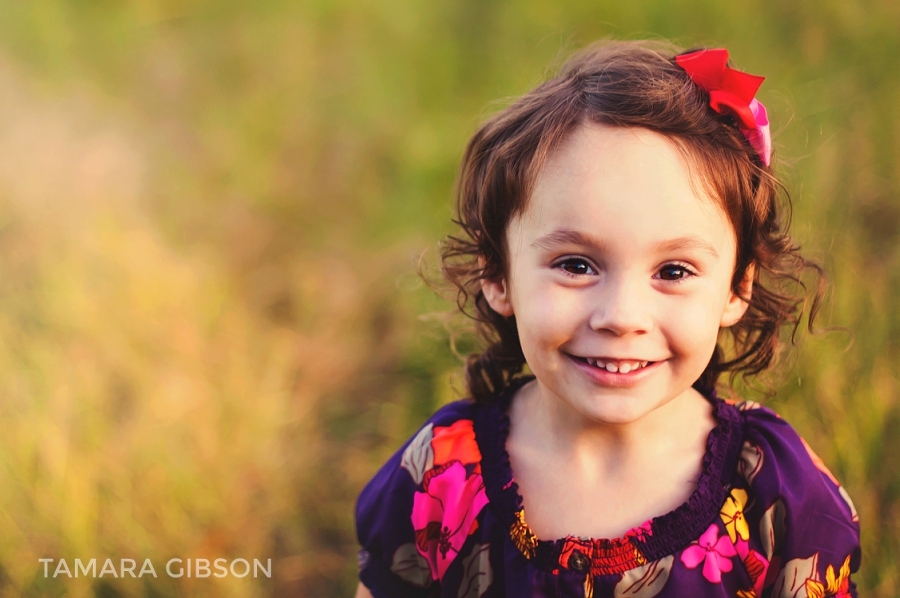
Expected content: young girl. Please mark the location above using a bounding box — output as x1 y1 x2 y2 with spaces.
354 41 861 598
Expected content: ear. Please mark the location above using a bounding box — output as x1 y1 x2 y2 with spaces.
720 262 755 328
481 276 514 317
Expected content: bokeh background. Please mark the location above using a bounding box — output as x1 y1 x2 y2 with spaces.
0 0 896 596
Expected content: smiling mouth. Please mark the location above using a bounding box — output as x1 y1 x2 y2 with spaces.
570 355 656 374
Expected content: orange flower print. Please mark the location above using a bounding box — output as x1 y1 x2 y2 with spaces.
720 488 750 543
432 420 482 472
805 556 852 598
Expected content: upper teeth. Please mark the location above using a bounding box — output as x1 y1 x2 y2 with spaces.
585 358 649 373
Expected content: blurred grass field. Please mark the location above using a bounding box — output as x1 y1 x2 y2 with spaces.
0 0 896 596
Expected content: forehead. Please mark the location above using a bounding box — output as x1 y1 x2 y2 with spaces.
509 123 735 252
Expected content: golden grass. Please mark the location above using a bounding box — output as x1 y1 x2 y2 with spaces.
0 1 896 596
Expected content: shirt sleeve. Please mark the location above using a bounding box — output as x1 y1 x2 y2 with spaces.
355 400 475 598
738 403 861 598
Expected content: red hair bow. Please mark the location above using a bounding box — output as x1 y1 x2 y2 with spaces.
675 48 772 165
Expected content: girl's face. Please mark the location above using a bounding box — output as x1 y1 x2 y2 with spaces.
482 123 751 425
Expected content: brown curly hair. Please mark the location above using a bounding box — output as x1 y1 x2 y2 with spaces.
440 40 825 404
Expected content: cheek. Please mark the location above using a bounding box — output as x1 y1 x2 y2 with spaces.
514 286 584 353
663 286 731 357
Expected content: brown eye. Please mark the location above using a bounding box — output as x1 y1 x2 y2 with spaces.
658 264 690 280
558 258 595 276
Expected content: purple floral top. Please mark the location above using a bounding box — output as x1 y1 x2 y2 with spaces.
356 377 861 598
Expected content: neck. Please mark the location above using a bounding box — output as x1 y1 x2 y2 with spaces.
512 378 714 471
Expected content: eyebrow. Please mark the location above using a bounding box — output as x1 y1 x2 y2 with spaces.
530 229 605 251
653 237 720 259
530 229 720 259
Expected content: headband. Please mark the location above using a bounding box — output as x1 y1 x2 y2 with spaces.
675 48 772 166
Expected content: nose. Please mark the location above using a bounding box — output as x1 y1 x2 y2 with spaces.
588 273 652 337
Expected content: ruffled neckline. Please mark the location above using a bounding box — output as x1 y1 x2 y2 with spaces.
471 375 745 576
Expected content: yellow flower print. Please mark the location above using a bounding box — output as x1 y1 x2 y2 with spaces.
720 488 750 543
805 555 852 598
510 510 537 560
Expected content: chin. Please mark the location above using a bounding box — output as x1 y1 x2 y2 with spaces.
576 398 655 426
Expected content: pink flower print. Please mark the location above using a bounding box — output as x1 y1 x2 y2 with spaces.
680 523 738 583
624 519 654 541
411 461 489 581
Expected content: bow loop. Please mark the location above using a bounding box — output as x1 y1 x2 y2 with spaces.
675 48 771 165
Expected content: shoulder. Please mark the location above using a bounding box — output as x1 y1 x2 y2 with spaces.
356 399 480 526
735 401 858 523
729 400 861 596
355 400 488 595
362 399 480 493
